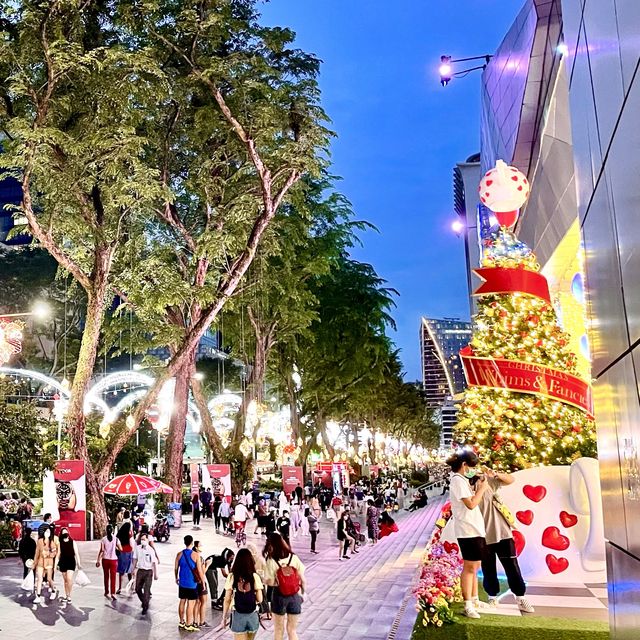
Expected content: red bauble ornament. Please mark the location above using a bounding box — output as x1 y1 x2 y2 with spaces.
572 425 582 433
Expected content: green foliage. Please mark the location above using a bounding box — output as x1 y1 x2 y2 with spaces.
0 247 83 377
0 381 55 485
0 521 14 554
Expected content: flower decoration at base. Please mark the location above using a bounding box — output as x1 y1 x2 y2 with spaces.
414 501 461 627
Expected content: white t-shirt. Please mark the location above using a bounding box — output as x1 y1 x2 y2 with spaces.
234 504 249 523
449 474 486 539
134 544 158 571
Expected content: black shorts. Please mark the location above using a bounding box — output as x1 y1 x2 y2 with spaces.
179 586 199 601
457 536 486 561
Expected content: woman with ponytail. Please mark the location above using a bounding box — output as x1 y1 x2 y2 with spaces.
96 524 121 600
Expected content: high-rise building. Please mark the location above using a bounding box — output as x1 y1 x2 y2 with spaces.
420 317 472 409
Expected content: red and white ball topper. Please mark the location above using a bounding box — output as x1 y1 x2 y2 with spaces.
478 159 530 228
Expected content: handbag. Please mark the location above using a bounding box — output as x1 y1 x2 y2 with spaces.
21 570 34 591
74 569 91 587
492 493 515 527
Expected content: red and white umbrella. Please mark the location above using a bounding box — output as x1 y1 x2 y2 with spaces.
155 481 174 495
103 473 161 496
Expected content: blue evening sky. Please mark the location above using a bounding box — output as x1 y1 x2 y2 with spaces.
259 1 521 381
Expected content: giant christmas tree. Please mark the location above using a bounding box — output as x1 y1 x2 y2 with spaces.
455 161 597 470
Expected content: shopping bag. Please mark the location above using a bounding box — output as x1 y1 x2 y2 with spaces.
124 577 136 597
74 570 91 587
21 570 34 591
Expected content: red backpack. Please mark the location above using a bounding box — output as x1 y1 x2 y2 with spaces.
276 555 301 596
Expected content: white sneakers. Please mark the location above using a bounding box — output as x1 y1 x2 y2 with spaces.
463 604 481 618
33 595 42 604
516 596 535 613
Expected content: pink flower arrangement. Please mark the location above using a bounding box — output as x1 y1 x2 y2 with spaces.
413 502 461 627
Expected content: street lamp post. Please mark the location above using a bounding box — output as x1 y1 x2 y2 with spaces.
439 54 493 86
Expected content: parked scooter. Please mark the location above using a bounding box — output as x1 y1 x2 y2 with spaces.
152 513 171 542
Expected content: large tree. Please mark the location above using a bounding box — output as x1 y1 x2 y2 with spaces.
271 253 397 468
101 0 329 501
0 0 169 530
1 0 329 531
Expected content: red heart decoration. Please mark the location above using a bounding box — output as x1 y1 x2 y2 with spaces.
512 530 525 556
443 541 454 554
523 485 547 502
516 510 534 526
560 511 578 528
546 554 569 574
542 526 570 551
486 180 493 186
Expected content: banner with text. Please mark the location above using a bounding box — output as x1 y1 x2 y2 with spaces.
204 464 232 504
461 353 593 417
190 463 200 499
43 460 87 541
282 466 304 497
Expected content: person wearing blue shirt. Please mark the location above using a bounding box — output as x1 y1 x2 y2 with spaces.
175 535 203 631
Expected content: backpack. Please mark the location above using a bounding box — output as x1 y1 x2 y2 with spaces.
276 555 301 597
234 577 257 614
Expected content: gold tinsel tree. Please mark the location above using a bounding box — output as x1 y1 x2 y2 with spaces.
455 227 597 470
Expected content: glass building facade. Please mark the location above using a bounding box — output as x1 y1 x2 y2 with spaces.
476 0 640 635
419 317 472 409
562 1 640 637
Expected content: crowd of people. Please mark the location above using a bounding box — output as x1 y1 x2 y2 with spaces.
8 468 441 639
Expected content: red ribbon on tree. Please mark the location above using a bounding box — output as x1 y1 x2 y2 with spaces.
460 351 594 417
474 267 551 304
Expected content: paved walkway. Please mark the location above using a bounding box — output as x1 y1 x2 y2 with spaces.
0 498 442 640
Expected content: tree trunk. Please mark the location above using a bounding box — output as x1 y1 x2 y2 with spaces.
318 413 335 460
191 376 225 462
87 466 110 537
66 260 110 538
231 331 267 446
164 349 196 500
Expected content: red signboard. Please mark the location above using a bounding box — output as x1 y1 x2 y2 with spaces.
205 464 232 504
282 466 304 497
45 460 87 541
461 354 594 417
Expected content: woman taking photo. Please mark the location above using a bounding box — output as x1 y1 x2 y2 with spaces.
56 527 82 603
222 547 264 640
263 532 305 640
476 468 535 613
96 524 120 600
446 449 488 619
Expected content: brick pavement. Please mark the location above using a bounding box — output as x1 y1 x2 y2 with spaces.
0 498 442 640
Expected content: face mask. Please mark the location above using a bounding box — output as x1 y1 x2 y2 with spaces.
141 541 148 547
464 469 477 479
62 533 69 540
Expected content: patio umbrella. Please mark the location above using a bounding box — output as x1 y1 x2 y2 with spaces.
154 481 174 495
103 473 160 496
